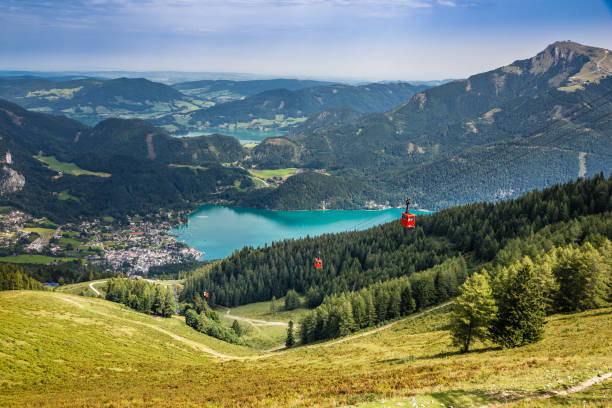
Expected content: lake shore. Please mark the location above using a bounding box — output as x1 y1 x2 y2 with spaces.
172 204 424 259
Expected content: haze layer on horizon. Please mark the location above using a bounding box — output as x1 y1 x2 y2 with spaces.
1 0 611 81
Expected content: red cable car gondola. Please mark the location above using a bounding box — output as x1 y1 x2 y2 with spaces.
314 249 323 269
401 198 416 229
314 257 323 269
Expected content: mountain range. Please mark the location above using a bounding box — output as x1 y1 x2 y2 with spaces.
251 41 612 209
157 82 430 134
1 41 611 219
0 99 250 221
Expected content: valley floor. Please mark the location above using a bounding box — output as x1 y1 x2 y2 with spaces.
0 291 610 407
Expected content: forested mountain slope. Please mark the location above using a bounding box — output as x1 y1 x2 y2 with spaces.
0 77 203 126
155 82 429 133
286 106 363 139
184 174 612 307
254 41 612 210
0 99 251 222
172 78 334 102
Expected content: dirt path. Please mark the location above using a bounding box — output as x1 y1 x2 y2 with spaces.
238 165 269 187
89 281 103 296
58 294 450 361
556 371 612 395
306 301 452 349
480 371 612 407
224 308 288 327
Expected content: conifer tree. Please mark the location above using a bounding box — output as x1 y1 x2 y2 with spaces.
232 319 243 337
286 320 295 347
284 289 301 310
299 312 316 344
449 271 497 353
162 289 176 317
490 257 548 348
551 243 610 311
270 296 276 315
185 309 199 329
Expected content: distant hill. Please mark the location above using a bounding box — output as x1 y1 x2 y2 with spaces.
0 99 251 222
229 171 366 210
287 106 363 139
155 82 430 133
265 41 612 210
73 118 245 164
172 78 335 102
0 77 207 126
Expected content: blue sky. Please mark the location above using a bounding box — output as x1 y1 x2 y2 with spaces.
1 0 611 80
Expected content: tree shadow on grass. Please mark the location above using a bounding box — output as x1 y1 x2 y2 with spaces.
418 346 501 361
553 308 612 321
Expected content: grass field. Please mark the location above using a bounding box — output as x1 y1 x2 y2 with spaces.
0 255 79 265
54 280 107 297
23 227 56 242
34 154 111 178
58 237 82 247
26 87 83 100
168 164 208 171
248 167 298 180
249 176 268 187
218 297 308 350
57 190 79 201
0 291 610 407
55 279 183 298
223 297 307 322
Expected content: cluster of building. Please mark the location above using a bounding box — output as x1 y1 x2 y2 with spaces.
0 210 31 248
104 243 202 273
0 209 203 273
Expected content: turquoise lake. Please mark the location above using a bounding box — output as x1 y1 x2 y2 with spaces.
172 205 433 260
178 128 285 144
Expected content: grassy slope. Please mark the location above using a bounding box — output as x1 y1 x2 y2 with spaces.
218 297 308 350
1 291 610 407
55 279 184 298
0 255 80 265
54 280 107 297
248 168 298 179
34 154 111 178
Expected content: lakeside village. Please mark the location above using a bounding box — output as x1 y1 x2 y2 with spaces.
0 208 203 274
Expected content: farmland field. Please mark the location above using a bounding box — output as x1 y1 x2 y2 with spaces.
248 167 298 179
23 227 56 240
218 297 308 350
0 254 80 264
168 164 208 171
34 154 111 177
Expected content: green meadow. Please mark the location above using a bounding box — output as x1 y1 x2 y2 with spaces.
0 255 79 265
34 154 111 178
0 291 610 407
248 167 298 179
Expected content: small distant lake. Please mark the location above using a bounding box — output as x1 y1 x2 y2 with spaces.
172 205 433 260
176 128 285 145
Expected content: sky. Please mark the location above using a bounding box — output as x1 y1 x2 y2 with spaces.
0 0 611 81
